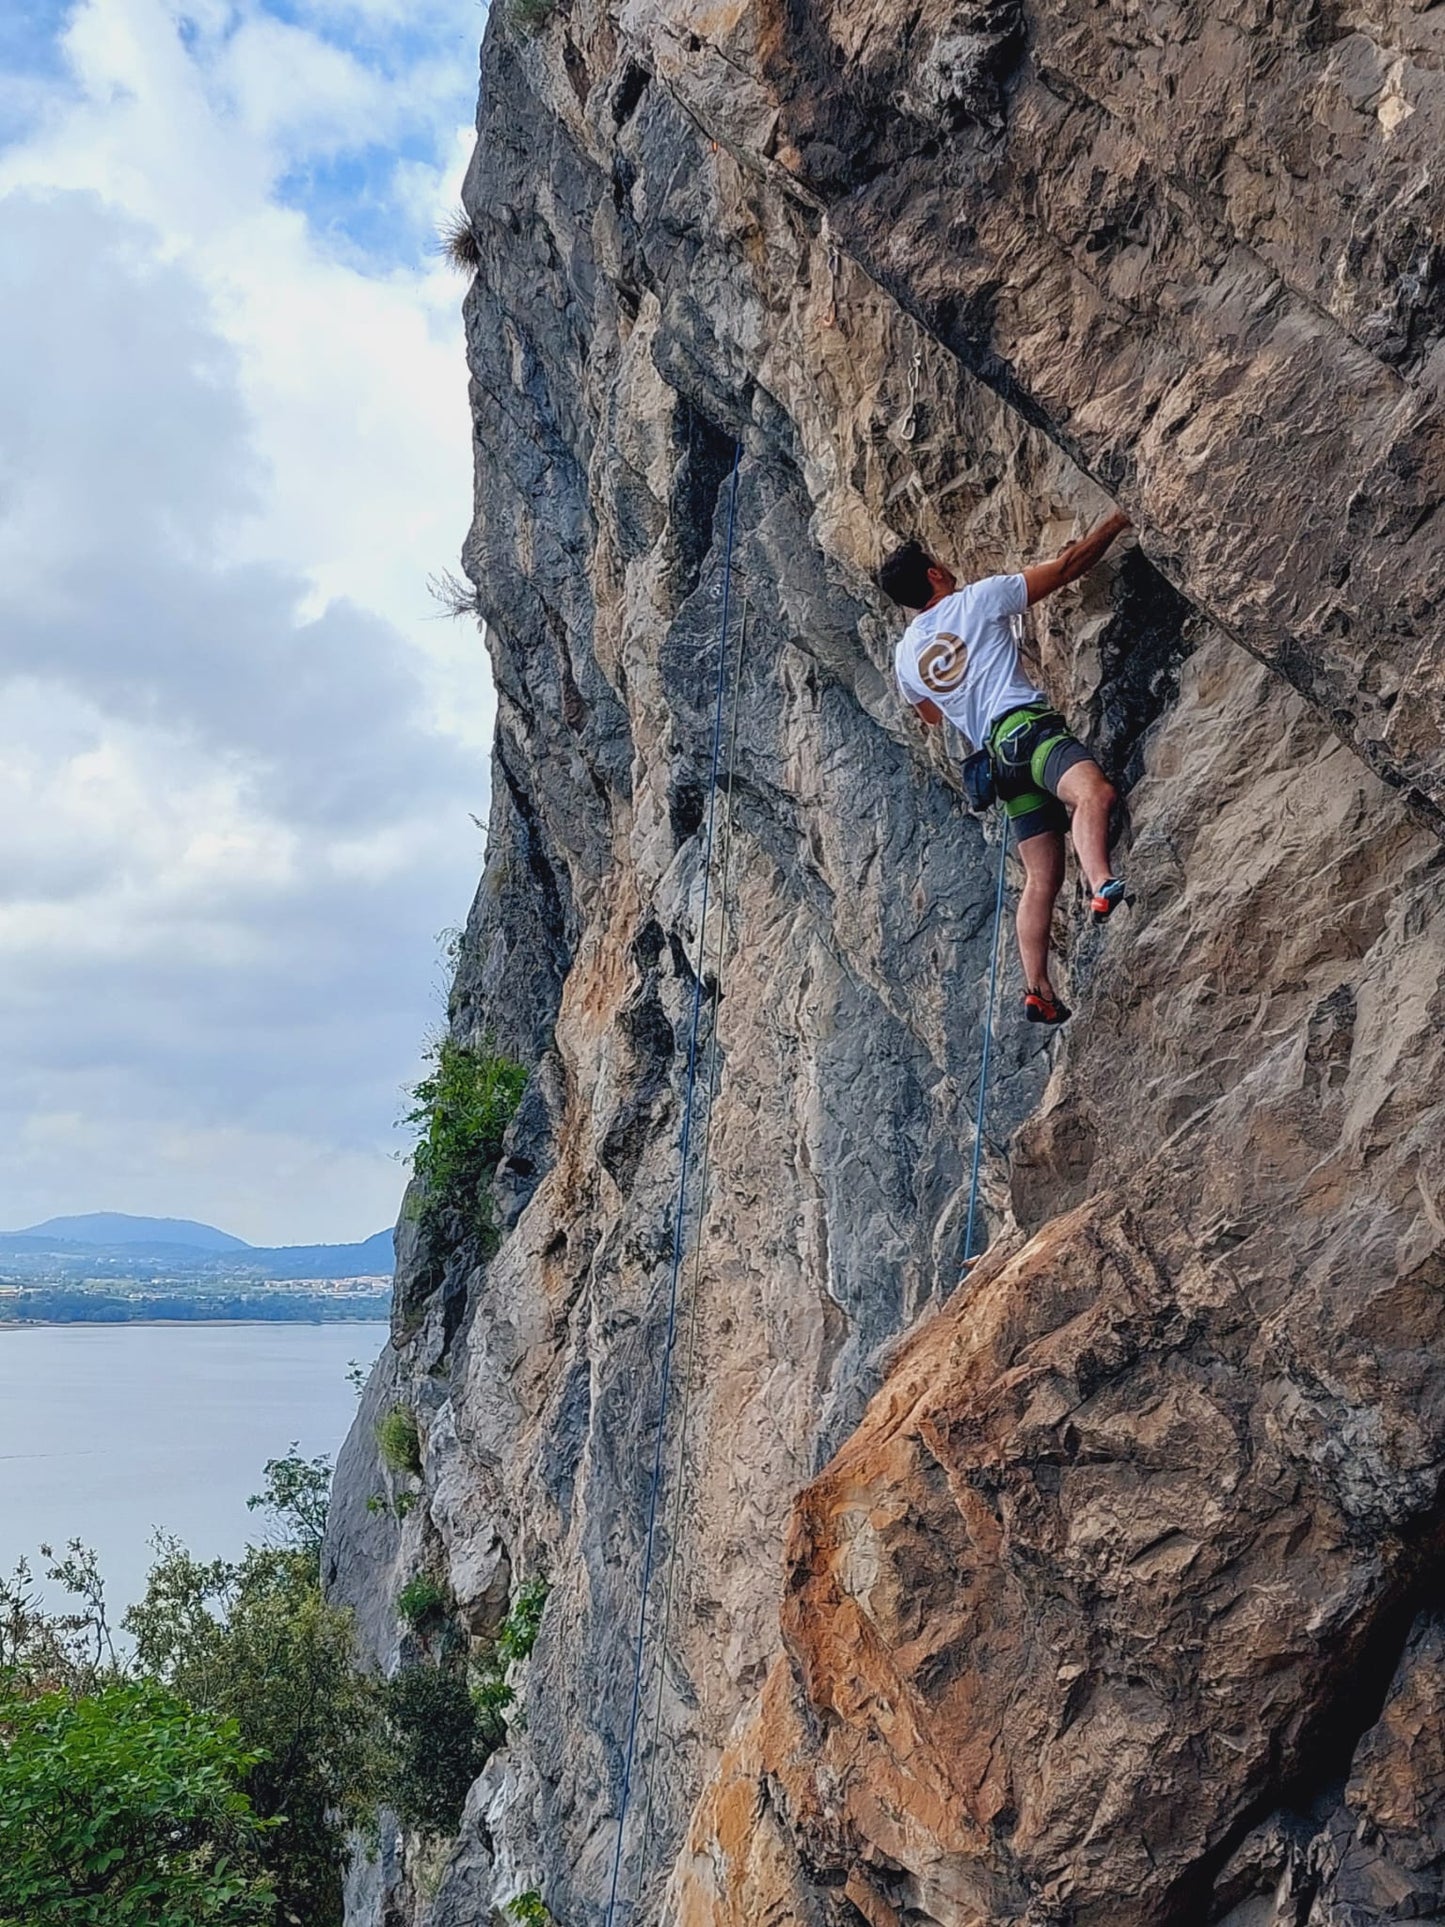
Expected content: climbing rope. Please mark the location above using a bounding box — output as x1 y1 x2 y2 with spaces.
604 443 744 1927
962 809 1010 1266
960 610 1033 1264
636 598 748 1859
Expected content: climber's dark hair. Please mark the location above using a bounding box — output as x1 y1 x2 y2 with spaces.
878 540 937 611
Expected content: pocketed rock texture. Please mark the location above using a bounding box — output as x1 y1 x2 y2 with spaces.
324 5 1445 1925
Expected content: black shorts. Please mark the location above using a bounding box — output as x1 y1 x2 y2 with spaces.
1008 738 1093 844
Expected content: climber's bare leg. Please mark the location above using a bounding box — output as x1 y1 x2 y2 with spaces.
1016 828 1065 998
1055 760 1118 895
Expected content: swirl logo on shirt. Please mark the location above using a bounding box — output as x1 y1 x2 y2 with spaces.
918 633 968 694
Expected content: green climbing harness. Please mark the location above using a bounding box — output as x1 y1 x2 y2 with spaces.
988 702 1077 821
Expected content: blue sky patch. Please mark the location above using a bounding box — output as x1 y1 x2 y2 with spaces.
277 134 441 266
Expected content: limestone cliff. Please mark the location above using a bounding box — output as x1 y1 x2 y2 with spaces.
325 4 1445 1923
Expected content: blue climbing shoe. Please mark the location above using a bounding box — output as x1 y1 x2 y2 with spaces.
1091 878 1127 926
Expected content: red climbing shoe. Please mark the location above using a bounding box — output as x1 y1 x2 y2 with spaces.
1091 877 1127 925
1024 988 1070 1026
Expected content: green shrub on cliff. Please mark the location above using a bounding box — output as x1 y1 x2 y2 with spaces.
396 1573 450 1633
378 1662 486 1836
375 1405 423 1479
508 1893 553 1926
378 1574 549 1838
405 1035 528 1236
471 1574 549 1741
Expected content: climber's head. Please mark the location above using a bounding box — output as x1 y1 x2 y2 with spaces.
878 541 956 612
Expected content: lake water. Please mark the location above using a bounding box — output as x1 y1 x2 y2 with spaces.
0 1323 387 1620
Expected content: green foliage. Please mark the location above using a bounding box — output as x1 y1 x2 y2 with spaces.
0 1679 273 1927
376 1406 422 1479
498 1576 548 1667
1 1541 120 1698
404 1036 527 1233
508 1892 552 1926
246 1447 332 1558
396 1574 449 1633
2 1454 549 1910
471 1575 549 1743
125 1534 379 1927
377 1576 548 1839
121 1448 383 1927
366 1489 416 1521
378 1664 487 1838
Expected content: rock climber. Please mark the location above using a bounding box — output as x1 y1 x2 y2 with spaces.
879 512 1133 1026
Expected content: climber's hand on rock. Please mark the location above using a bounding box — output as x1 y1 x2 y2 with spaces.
1024 511 1132 605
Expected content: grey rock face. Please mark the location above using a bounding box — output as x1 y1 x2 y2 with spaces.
325 4 1445 1924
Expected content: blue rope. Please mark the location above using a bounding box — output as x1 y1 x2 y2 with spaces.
963 818 1009 1264
604 443 743 1927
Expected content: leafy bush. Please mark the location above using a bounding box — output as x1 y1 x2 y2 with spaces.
379 1576 550 1838
0 1680 273 1927
366 1488 416 1521
405 1037 528 1233
497 1575 548 1667
245 1447 331 1557
471 1575 548 1741
396 1574 450 1633
508 1893 553 1926
376 1407 422 1480
378 1664 488 1837
122 1456 381 1927
4 1455 382 1927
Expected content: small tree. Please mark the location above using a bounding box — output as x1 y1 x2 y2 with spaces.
124 1458 380 1927
379 1663 488 1836
0 1542 119 1699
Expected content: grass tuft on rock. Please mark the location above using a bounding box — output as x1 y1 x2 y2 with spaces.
437 208 481 273
375 1408 422 1481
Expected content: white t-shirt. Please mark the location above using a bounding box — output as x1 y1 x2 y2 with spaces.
893 572 1042 749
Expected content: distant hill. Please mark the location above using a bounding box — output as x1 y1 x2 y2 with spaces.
13 1213 250 1251
0 1216 394 1282
237 1230 396 1279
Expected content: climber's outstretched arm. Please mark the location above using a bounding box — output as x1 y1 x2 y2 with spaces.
1023 510 1131 606
911 697 944 727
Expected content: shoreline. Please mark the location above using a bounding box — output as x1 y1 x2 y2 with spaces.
0 1317 390 1332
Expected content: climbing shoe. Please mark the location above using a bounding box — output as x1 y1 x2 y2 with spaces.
1024 988 1070 1026
1091 877 1127 925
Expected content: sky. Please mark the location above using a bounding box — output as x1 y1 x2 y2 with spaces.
0 0 494 1244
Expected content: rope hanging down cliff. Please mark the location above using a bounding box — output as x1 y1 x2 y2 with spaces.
637 594 748 1857
963 816 1009 1268
604 442 744 1927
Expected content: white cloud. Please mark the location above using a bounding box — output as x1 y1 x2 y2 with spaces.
0 0 492 1242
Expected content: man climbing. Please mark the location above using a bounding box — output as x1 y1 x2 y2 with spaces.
879 511 1132 1026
